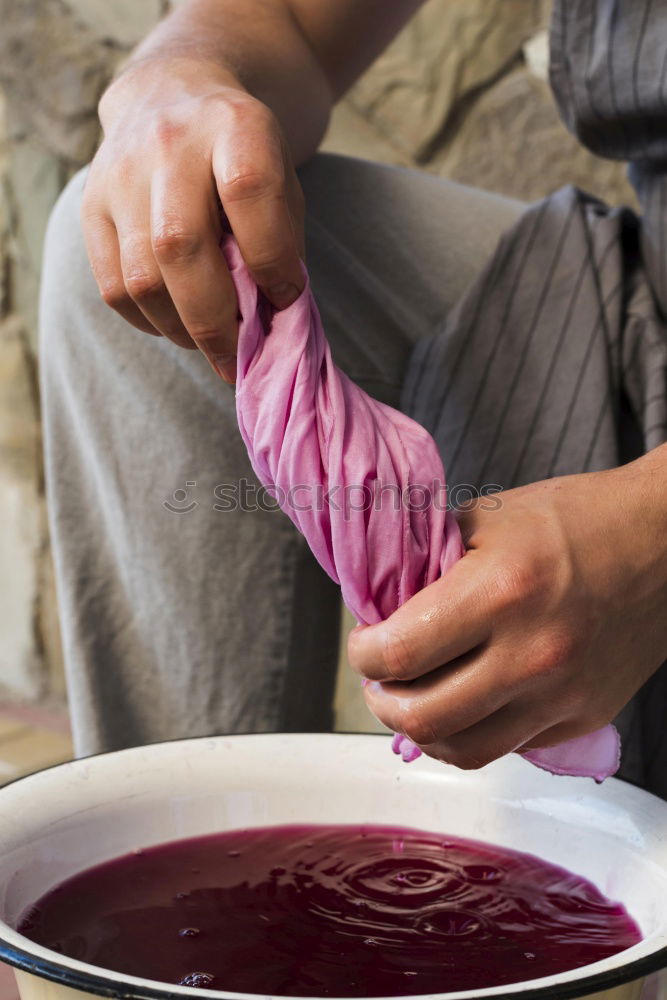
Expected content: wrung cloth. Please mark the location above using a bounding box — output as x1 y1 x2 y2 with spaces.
229 236 620 781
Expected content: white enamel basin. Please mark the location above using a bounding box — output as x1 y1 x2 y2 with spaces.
0 733 665 1000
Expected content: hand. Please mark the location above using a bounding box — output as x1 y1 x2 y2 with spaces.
349 452 667 769
81 55 305 381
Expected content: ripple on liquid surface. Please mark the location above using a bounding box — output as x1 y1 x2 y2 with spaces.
16 823 641 996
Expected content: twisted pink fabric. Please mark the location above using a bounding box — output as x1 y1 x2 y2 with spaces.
228 237 620 782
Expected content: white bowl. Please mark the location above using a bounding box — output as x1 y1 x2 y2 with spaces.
0 733 665 1000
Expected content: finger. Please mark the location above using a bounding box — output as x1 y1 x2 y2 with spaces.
113 199 196 350
81 209 161 336
213 108 305 310
427 701 553 771
348 554 492 683
361 646 516 748
151 165 239 382
517 715 600 751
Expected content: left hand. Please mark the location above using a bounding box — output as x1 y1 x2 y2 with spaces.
348 449 667 769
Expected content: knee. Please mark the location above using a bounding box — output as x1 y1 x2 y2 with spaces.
39 165 115 370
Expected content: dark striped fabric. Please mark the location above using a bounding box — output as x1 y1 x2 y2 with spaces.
403 0 667 796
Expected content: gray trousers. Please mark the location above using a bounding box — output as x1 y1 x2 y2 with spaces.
40 153 523 757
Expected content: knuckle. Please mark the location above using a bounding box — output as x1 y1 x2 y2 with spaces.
152 227 202 265
124 270 164 301
98 280 128 311
109 154 136 185
492 561 539 611
400 706 436 748
248 250 289 278
187 325 229 346
151 117 186 148
381 627 416 682
219 168 282 204
528 631 576 681
225 95 275 132
439 743 488 771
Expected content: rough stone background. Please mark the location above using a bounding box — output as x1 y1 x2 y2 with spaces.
0 0 637 717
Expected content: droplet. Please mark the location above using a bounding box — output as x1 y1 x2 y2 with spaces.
178 927 200 938
179 971 215 987
420 910 484 938
227 850 241 857
525 952 536 960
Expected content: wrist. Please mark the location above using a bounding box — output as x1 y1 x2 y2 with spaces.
618 442 667 542
611 443 667 623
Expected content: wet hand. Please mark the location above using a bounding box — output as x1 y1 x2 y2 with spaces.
349 457 667 769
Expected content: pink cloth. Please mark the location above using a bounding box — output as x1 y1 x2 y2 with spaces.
228 237 620 782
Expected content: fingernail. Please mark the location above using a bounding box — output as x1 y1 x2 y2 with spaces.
213 353 237 384
200 344 237 384
267 282 300 309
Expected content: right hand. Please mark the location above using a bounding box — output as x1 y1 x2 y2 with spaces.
81 55 306 382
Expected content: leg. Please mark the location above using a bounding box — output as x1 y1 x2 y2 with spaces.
40 155 524 756
299 153 524 406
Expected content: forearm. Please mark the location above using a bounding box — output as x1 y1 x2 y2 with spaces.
113 0 424 165
84 0 423 365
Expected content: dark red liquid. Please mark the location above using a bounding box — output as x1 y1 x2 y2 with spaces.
17 824 640 996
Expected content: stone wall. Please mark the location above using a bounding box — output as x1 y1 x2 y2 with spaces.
0 0 636 705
